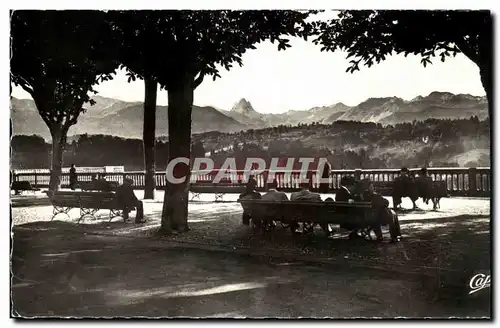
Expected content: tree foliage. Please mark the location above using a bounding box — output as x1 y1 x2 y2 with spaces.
110 10 314 89
313 10 491 73
312 9 493 117
10 10 119 190
10 10 118 131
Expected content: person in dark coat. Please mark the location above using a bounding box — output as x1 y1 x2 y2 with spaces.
335 176 356 202
416 167 433 205
318 161 331 193
238 176 262 225
393 167 419 210
69 164 78 190
336 176 362 239
116 178 145 223
361 179 402 243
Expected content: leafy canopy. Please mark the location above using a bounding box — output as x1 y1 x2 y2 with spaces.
313 10 492 73
10 10 118 130
110 10 315 89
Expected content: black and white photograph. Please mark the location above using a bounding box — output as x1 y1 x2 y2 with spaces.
8 6 492 319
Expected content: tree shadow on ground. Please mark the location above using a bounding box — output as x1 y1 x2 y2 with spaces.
11 239 295 317
13 230 427 318
12 225 481 318
12 210 491 318
12 205 491 317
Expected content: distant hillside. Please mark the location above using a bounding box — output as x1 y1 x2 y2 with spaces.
219 92 487 128
10 91 488 140
10 96 246 140
11 118 490 170
330 92 488 124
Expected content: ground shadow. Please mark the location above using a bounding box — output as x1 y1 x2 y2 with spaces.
12 203 491 317
12 227 487 318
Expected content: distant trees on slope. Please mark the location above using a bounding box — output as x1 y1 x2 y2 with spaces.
11 117 489 170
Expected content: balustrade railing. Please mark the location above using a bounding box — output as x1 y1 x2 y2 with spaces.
12 167 490 197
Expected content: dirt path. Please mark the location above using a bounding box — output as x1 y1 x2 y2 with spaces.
11 193 491 318
11 227 490 318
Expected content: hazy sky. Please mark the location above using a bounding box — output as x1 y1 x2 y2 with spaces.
11 11 486 114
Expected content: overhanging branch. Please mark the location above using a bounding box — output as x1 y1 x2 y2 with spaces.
193 71 205 89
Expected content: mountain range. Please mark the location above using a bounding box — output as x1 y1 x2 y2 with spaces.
10 91 488 140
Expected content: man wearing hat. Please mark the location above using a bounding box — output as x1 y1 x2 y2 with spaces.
116 178 145 223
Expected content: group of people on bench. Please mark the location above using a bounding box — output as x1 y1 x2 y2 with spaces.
238 175 401 243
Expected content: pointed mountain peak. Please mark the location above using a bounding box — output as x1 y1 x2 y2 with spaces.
231 98 256 113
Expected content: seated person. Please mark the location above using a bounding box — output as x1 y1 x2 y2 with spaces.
337 176 365 239
238 176 261 200
290 182 322 233
238 177 262 225
416 167 433 205
335 176 356 203
290 182 322 201
115 178 145 224
261 179 289 201
360 179 402 243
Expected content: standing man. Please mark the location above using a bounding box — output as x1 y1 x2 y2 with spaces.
69 164 78 190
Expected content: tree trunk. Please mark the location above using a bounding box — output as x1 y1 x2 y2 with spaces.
159 74 194 234
143 77 158 200
48 128 66 193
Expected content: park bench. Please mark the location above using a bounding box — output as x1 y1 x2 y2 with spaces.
79 180 119 192
238 199 377 239
190 181 247 201
48 191 125 223
11 181 40 195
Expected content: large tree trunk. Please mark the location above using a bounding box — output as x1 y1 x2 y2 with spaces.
143 77 158 200
159 74 194 234
48 127 67 193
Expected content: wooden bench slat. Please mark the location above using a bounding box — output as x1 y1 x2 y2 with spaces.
239 200 374 226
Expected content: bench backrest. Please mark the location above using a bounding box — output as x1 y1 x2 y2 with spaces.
80 181 119 191
190 184 247 194
239 199 373 224
51 191 117 208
